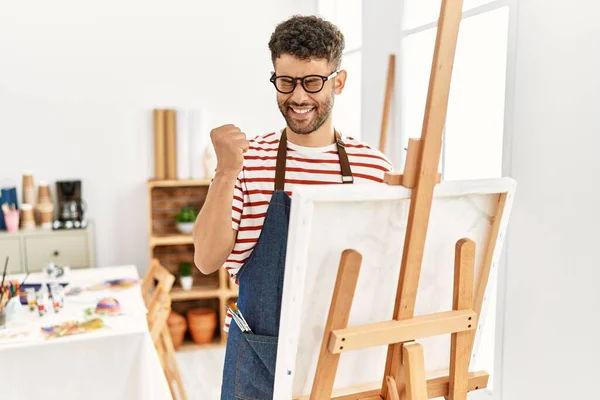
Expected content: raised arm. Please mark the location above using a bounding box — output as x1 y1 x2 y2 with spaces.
193 125 249 275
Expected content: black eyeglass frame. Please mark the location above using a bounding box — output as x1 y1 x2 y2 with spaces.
269 70 339 94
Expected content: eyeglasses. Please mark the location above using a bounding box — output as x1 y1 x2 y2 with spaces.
270 71 339 94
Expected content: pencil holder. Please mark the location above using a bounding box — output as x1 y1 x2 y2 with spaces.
4 210 19 233
5 297 23 321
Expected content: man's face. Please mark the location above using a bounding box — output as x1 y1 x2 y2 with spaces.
273 54 346 135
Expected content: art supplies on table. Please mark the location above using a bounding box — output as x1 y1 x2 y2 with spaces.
43 262 69 279
25 288 36 311
95 297 121 316
86 278 139 291
64 286 82 296
40 318 104 339
50 283 65 312
0 328 30 342
0 281 20 308
17 283 68 306
0 256 12 310
36 284 49 316
0 257 26 326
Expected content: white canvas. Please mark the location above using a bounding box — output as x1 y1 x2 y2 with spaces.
274 178 516 399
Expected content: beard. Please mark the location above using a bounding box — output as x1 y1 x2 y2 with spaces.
277 90 335 135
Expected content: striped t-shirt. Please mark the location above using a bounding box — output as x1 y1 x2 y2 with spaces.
223 130 392 331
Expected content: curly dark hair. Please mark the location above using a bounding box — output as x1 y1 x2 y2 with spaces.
268 15 345 69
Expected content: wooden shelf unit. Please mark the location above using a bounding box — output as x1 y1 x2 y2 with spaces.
148 179 237 348
148 179 212 189
150 234 194 247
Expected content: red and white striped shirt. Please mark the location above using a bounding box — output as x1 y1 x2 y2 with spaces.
223 130 392 331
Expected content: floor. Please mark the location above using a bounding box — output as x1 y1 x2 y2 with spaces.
175 347 225 400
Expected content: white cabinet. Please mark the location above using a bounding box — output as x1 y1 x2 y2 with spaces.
0 222 95 273
0 238 23 273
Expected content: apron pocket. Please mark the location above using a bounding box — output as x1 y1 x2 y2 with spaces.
235 333 278 399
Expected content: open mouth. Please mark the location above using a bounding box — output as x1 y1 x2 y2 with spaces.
289 106 315 119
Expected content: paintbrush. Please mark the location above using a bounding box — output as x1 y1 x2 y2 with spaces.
227 301 253 334
21 271 30 285
225 303 250 333
0 257 9 308
226 304 247 332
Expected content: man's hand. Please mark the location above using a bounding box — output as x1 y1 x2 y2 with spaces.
210 124 249 176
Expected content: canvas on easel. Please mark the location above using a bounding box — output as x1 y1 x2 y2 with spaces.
273 0 516 398
274 179 515 398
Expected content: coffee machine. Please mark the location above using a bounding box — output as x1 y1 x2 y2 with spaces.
53 180 87 230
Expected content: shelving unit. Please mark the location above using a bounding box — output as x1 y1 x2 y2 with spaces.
147 179 238 350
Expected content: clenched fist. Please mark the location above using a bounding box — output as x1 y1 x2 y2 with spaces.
210 124 249 176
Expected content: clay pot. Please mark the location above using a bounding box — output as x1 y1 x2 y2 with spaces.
167 312 187 349
187 308 217 344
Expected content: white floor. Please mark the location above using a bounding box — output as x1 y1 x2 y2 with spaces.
176 347 225 400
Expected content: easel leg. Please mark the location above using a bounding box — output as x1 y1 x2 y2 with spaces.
402 342 428 400
386 376 401 400
310 249 362 400
448 239 475 400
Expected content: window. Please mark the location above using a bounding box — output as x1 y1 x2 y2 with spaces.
318 0 363 140
401 0 512 393
401 0 509 180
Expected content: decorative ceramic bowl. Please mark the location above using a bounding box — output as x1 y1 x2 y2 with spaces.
95 297 121 315
176 222 194 234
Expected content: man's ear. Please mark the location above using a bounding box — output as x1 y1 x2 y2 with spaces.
334 70 347 95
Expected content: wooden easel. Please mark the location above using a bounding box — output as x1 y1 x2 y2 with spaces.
379 53 395 154
378 53 441 186
310 1 484 399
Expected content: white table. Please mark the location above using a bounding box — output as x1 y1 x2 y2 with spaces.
0 265 172 400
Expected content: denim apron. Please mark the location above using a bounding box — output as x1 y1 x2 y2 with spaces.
221 129 353 400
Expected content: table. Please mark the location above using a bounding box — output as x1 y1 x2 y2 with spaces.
0 265 172 400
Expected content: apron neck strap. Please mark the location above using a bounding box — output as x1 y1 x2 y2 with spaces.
335 132 354 184
274 128 354 191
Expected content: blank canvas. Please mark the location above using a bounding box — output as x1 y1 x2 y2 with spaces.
274 178 516 399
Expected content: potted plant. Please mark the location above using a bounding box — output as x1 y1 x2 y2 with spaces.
178 262 194 291
174 205 198 234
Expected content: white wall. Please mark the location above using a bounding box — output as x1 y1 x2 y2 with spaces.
0 0 316 271
363 1 600 399
502 0 600 398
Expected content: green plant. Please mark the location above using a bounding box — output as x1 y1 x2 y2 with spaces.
178 262 193 277
174 205 198 223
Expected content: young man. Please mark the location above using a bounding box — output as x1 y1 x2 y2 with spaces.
193 15 392 399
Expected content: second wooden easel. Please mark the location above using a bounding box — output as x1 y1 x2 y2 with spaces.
379 53 395 154
308 1 485 399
